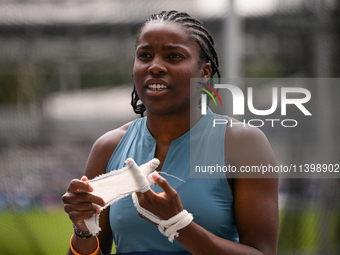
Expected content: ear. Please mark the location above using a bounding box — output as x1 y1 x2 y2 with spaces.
201 63 212 81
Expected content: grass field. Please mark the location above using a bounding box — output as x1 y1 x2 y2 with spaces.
0 208 72 255
0 207 339 255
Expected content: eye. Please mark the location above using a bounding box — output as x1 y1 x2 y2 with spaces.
138 53 152 59
168 53 184 59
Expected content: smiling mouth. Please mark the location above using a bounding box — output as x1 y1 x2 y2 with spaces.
148 84 168 91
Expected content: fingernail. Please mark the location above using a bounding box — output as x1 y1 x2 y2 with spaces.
152 172 160 180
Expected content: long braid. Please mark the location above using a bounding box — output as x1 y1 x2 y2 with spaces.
132 10 221 116
131 85 146 117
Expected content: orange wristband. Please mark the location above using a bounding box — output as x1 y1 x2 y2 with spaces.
70 234 99 255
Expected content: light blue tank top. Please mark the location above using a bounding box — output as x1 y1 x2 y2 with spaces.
106 109 239 254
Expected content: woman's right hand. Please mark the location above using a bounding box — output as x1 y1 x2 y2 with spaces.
62 176 105 231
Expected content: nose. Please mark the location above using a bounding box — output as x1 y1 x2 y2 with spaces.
147 57 167 75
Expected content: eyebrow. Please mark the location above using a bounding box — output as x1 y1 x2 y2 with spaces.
136 45 152 51
136 44 188 51
163 45 187 50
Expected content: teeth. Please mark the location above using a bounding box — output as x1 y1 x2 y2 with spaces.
148 84 167 91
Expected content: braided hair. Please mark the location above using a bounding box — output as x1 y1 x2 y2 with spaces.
131 10 221 116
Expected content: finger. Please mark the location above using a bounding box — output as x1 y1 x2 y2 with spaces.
67 209 96 224
81 176 88 182
74 193 105 207
68 179 93 193
137 188 156 196
152 172 176 196
93 204 102 214
62 192 105 207
64 201 97 213
64 202 101 225
135 189 156 203
79 176 93 193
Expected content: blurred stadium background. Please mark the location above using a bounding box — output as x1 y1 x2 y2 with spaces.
0 0 339 254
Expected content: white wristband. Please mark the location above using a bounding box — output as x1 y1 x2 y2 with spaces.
132 192 193 242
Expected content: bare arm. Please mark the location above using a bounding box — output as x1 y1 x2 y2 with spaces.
137 119 279 255
226 119 279 255
62 123 131 255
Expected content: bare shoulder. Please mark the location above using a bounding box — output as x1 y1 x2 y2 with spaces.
84 122 132 179
225 117 276 169
94 122 132 152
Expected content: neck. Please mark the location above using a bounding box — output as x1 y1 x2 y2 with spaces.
146 107 201 144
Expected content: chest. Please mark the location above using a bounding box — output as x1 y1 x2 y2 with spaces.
154 143 170 172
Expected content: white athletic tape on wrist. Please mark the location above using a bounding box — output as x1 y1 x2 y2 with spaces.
84 158 159 235
132 192 193 242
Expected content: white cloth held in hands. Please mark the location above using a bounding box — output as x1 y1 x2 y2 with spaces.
83 158 160 235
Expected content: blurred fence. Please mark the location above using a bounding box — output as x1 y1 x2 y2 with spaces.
0 0 339 254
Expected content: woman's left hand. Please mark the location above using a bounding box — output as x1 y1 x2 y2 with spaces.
135 172 183 222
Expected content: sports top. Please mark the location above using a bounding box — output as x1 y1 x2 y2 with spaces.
106 109 239 254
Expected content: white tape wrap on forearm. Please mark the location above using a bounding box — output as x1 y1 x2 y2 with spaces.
132 192 193 242
84 158 159 236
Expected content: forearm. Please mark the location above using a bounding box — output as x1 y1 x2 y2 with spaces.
176 222 265 255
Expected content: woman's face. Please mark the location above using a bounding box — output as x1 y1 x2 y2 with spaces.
133 21 211 115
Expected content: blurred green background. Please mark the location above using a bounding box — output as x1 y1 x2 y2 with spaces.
0 207 339 254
